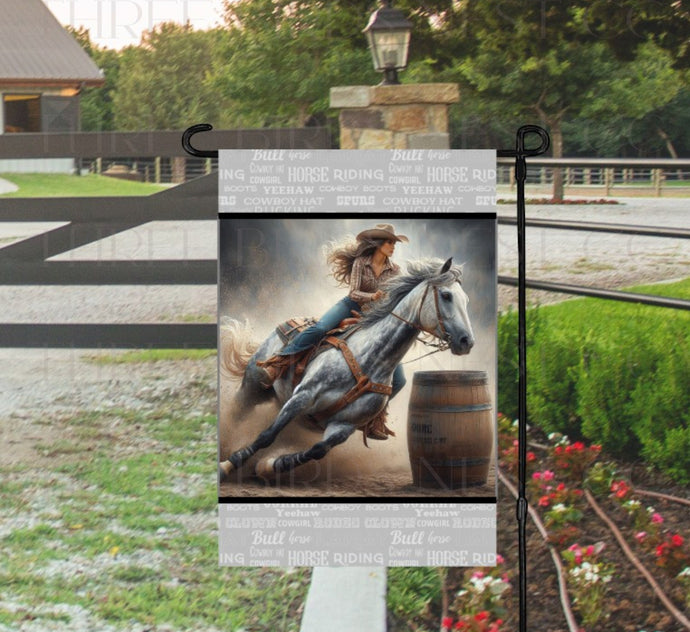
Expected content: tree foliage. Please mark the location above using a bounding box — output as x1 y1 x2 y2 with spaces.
112 23 225 131
67 26 121 131
66 0 689 162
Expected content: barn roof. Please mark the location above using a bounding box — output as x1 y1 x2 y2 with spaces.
0 0 104 86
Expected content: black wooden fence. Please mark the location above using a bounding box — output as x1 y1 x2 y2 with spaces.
1 138 688 349
0 128 330 348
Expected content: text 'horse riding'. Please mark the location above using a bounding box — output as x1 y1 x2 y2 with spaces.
219 257 474 481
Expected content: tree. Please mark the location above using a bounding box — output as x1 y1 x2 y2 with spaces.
113 23 226 130
213 0 460 127
448 2 684 199
67 26 121 131
577 0 690 68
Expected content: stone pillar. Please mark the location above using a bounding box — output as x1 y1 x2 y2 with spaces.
330 83 459 150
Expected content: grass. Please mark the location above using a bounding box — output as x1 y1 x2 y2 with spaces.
0 362 311 631
531 276 690 324
85 348 216 364
0 173 168 197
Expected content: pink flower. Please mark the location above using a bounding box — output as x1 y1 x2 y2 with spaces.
538 495 550 507
568 543 580 552
532 471 542 480
635 531 647 542
474 611 489 622
496 554 505 564
585 545 595 556
651 513 664 525
442 616 454 629
472 570 485 579
542 470 555 481
671 534 684 547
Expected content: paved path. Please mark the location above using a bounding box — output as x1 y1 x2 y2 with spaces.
0 176 18 194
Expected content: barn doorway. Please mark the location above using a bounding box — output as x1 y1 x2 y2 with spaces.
3 94 41 133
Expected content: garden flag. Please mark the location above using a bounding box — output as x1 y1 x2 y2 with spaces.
216 149 498 566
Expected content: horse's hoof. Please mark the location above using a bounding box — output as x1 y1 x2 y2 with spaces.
218 460 234 483
255 457 276 481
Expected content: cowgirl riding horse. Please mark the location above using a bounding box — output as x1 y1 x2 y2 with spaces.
257 223 409 440
219 234 475 480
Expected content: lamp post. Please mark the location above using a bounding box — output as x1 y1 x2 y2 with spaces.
363 0 412 86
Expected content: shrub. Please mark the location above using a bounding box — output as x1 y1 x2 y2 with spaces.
496 278 690 483
497 307 540 421
528 323 582 439
629 343 690 484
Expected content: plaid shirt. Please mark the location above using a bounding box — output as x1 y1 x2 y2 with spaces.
348 255 400 305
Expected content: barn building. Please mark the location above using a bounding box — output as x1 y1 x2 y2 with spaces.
0 0 104 171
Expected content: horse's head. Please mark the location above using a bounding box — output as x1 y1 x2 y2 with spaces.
417 257 475 355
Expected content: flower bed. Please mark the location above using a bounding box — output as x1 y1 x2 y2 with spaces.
391 413 689 632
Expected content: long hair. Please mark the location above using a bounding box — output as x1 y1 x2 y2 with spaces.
324 236 386 286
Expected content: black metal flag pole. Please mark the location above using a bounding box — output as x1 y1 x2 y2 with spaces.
498 125 550 632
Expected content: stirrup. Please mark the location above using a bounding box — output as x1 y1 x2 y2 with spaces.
362 407 395 447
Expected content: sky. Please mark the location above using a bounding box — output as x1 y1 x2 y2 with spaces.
43 0 226 49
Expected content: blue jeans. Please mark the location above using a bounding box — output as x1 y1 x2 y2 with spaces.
278 296 406 398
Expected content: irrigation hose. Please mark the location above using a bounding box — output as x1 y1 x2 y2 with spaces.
634 488 690 508
584 490 690 631
498 469 581 632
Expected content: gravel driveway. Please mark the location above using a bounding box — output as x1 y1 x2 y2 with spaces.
1 196 689 426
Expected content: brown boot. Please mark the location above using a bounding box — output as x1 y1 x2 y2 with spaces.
256 355 293 388
363 407 396 443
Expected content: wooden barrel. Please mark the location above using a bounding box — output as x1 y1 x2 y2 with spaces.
407 370 494 489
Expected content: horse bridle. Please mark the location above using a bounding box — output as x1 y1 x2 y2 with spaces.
391 282 453 352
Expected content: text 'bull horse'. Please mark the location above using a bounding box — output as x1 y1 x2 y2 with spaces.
219 257 474 481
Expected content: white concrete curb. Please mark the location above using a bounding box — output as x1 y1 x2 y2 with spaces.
300 567 387 632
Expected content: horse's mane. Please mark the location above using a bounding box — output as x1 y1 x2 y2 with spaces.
359 257 463 328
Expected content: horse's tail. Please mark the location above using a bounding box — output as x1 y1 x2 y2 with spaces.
219 318 259 380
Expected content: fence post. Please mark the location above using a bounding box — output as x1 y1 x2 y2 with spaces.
654 168 663 197
604 168 613 196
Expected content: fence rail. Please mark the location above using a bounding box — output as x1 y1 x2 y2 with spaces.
1 145 688 348
0 128 331 183
497 157 690 197
0 128 330 348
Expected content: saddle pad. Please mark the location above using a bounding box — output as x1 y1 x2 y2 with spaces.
276 317 317 345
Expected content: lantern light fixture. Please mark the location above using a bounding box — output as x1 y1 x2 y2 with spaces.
363 0 412 86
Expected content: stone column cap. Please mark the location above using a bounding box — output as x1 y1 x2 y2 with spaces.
330 83 459 108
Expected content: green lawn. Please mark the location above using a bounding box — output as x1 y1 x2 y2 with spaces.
0 361 311 632
0 173 169 197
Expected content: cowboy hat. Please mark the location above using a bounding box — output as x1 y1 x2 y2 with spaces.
356 223 409 243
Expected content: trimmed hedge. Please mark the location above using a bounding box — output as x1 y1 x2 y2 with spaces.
498 278 690 484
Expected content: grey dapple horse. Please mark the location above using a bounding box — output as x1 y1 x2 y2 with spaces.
219 257 474 481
